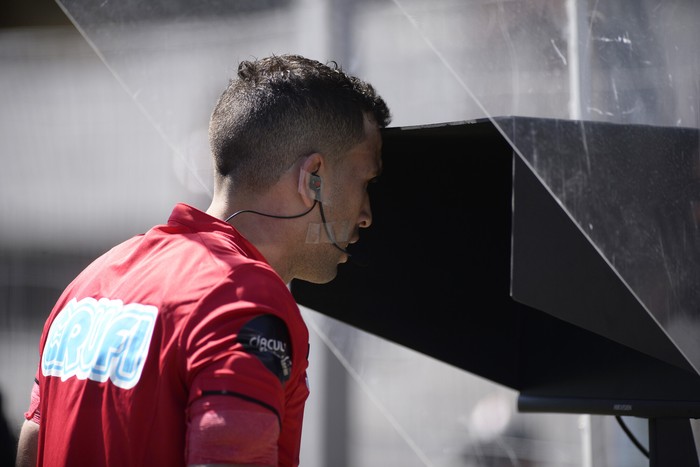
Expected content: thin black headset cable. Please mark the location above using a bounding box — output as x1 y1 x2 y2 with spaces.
224 184 362 263
224 200 318 223
317 200 351 256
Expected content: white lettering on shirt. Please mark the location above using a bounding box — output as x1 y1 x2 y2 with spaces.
41 297 157 390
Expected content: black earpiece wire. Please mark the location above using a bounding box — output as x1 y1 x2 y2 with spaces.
224 200 318 223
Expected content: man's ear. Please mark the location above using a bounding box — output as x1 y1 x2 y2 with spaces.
298 153 323 207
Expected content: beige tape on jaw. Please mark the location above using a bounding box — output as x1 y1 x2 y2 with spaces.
305 220 352 244
300 169 351 244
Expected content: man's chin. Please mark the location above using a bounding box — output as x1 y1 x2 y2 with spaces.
303 268 339 285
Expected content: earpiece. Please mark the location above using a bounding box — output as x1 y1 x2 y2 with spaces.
309 174 322 196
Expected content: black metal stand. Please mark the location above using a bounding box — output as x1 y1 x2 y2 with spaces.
649 418 699 467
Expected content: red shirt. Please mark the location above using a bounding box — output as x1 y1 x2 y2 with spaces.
30 203 310 466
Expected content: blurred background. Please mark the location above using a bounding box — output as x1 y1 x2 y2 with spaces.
2 0 699 465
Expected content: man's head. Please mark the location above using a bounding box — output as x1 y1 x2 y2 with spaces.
208 54 391 193
207 54 391 284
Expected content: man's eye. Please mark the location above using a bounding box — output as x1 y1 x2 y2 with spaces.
367 178 380 195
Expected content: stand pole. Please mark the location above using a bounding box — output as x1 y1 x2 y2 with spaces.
648 418 699 467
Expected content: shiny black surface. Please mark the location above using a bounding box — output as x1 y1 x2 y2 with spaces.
292 117 700 415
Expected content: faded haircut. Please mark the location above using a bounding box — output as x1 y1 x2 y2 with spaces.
208 54 392 192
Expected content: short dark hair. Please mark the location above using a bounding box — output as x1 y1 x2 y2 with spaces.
208 54 392 191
